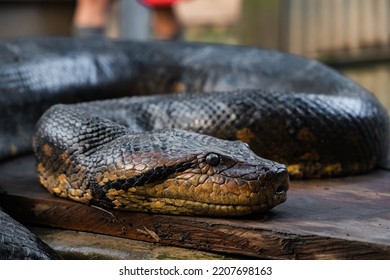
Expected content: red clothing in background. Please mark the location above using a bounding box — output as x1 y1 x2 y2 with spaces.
139 0 180 7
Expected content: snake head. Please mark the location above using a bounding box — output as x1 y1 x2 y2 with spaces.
169 138 289 216
91 129 289 216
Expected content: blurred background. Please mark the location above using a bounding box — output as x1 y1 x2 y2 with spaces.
0 0 389 111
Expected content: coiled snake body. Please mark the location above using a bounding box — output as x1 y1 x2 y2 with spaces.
0 37 389 259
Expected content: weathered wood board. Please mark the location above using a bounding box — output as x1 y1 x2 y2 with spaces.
29 227 230 260
0 155 389 259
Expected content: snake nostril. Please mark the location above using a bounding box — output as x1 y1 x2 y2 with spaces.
274 168 289 195
275 183 288 195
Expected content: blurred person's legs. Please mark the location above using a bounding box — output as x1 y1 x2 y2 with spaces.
73 0 114 36
73 0 182 39
151 5 182 40
140 0 183 40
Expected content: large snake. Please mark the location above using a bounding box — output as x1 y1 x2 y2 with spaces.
0 37 389 259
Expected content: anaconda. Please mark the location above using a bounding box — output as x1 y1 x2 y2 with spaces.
0 37 389 259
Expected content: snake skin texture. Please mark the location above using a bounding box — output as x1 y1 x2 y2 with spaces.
33 104 289 216
0 37 389 259
0 210 61 259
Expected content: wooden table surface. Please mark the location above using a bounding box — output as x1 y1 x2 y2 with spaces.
0 155 389 259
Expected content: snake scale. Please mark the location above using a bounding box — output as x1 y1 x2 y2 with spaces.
0 37 389 259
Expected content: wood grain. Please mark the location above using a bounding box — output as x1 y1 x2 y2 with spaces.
29 227 230 260
0 155 389 259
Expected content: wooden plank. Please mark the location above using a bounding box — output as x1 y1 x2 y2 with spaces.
237 0 282 50
0 155 389 259
29 227 230 260
376 0 390 46
287 0 303 55
332 0 345 53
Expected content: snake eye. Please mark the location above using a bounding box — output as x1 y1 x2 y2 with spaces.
205 153 220 166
